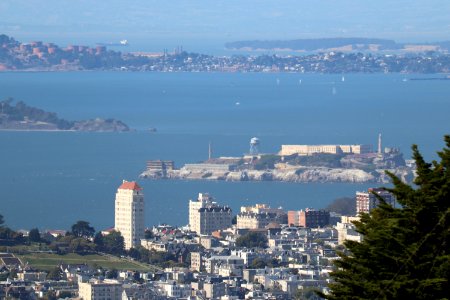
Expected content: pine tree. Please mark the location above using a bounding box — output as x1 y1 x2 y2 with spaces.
324 136 450 299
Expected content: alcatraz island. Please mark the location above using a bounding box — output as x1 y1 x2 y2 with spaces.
141 135 415 184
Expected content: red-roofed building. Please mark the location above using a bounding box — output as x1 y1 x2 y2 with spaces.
115 180 145 249
118 181 142 191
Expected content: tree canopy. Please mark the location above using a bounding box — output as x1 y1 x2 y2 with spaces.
28 228 41 242
324 136 450 299
235 232 268 249
71 221 95 238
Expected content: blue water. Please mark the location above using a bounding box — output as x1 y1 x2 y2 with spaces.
0 72 449 231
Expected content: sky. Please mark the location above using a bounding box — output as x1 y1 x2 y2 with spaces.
1 0 450 53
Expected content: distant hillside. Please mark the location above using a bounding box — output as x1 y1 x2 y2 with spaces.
225 37 450 52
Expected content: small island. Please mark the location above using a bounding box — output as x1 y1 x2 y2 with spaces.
0 98 130 132
140 137 415 184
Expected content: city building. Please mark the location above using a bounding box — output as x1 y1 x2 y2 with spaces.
356 188 395 214
336 216 362 245
189 193 232 235
279 144 372 156
114 180 145 250
78 279 122 300
237 204 287 229
288 209 330 228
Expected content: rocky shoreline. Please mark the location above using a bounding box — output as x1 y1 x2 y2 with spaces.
140 166 414 184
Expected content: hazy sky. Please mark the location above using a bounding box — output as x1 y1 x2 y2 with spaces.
1 0 450 52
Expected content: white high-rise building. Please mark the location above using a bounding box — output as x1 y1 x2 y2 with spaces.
114 180 145 250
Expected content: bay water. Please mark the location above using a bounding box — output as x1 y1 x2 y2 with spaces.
1 72 449 231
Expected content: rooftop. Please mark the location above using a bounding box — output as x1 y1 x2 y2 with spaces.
118 180 142 191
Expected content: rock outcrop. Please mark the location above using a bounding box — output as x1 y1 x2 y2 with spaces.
140 166 415 184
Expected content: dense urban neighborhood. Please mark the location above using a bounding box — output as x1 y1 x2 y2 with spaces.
1 34 450 73
0 183 390 299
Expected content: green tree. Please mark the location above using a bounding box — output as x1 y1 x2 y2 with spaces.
235 232 268 248
46 267 64 281
0 214 4 226
102 230 125 255
93 232 104 249
28 228 41 242
250 257 267 269
324 136 450 299
71 221 95 238
106 268 118 279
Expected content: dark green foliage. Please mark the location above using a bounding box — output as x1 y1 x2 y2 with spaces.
324 136 450 299
101 231 125 255
106 268 118 279
46 267 64 281
250 258 267 269
127 247 141 260
71 221 95 238
68 237 96 253
28 228 41 242
325 197 356 215
0 99 74 129
295 287 321 300
144 229 153 239
235 232 268 248
253 155 280 170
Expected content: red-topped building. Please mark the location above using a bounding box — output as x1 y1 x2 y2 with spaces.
114 180 145 249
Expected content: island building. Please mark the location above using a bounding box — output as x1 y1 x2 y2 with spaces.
183 163 236 172
356 187 395 214
237 204 287 229
189 193 232 235
288 209 330 228
146 160 175 171
114 180 145 250
279 144 372 156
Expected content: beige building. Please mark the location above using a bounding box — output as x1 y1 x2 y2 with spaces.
336 216 362 245
190 252 203 272
279 144 372 156
356 188 395 214
237 204 287 229
78 279 122 300
189 193 232 235
114 180 145 250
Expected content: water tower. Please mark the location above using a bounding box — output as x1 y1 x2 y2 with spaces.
249 137 260 155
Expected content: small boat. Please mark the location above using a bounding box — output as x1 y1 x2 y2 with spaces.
341 76 345 82
148 127 157 133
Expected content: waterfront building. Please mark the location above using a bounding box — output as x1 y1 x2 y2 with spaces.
279 144 372 156
288 209 330 228
78 279 122 300
114 180 145 250
356 188 395 214
189 193 232 235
